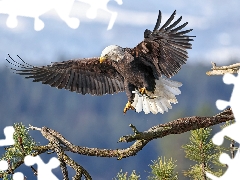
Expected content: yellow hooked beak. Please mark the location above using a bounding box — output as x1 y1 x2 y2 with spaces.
100 55 107 63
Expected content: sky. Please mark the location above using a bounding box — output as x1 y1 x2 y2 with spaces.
0 0 240 66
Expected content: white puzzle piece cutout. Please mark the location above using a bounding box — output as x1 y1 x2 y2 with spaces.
0 0 123 31
0 126 14 171
0 160 8 171
0 126 14 146
206 73 240 179
77 0 123 30
24 155 60 180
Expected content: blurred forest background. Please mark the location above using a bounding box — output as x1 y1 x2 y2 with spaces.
0 0 240 179
0 63 236 179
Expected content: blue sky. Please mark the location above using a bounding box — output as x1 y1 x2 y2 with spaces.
0 0 240 66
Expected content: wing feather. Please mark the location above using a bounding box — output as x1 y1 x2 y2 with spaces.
48 73 63 86
85 74 91 94
93 77 99 95
58 70 70 89
165 16 182 32
107 76 113 94
71 70 78 92
102 76 108 94
7 55 124 96
81 74 87 95
65 70 75 90
95 75 102 95
170 22 188 33
42 72 59 85
153 10 162 32
159 10 176 32
35 71 56 82
133 10 195 78
54 73 67 88
90 76 95 94
99 76 105 94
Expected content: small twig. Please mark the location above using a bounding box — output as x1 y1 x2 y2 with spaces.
30 166 38 176
28 124 41 131
129 124 140 134
230 140 235 159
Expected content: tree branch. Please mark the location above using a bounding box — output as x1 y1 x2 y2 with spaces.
206 62 240 75
119 108 233 142
0 108 234 179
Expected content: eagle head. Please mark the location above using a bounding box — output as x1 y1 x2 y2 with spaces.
100 45 125 63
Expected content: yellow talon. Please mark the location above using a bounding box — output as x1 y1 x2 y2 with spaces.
123 101 135 114
139 87 147 95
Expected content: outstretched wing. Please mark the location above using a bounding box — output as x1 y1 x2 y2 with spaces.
6 55 125 95
132 10 195 78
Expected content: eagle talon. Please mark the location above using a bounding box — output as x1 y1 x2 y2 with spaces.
123 101 135 114
139 87 147 95
139 87 154 99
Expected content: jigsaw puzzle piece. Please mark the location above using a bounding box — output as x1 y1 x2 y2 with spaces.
0 126 15 146
6 15 18 28
216 73 236 110
0 0 80 30
24 155 60 180
216 100 230 111
13 172 24 180
0 160 8 171
207 73 240 179
227 74 240 120
217 73 240 118
77 0 122 30
206 172 219 180
207 151 240 180
34 17 45 31
0 0 122 30
0 0 52 31
212 121 240 146
222 73 236 85
53 0 80 29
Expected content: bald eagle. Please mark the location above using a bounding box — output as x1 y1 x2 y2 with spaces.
7 10 195 114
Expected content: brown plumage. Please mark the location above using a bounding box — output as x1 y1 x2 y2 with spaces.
7 10 195 114
9 57 125 95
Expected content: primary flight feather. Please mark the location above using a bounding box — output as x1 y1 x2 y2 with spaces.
7 10 195 114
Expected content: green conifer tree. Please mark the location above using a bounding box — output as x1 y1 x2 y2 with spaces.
114 169 140 180
182 128 224 179
148 156 178 180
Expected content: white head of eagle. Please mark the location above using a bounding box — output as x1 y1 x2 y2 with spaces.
100 45 125 62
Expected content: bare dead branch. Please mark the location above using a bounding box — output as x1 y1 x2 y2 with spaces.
206 62 240 75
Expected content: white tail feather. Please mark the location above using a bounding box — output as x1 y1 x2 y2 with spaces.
143 98 150 114
132 77 182 114
155 99 165 114
148 99 158 114
160 77 182 87
135 96 143 113
165 86 181 95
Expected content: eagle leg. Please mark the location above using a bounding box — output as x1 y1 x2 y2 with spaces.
123 101 135 114
123 82 136 113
